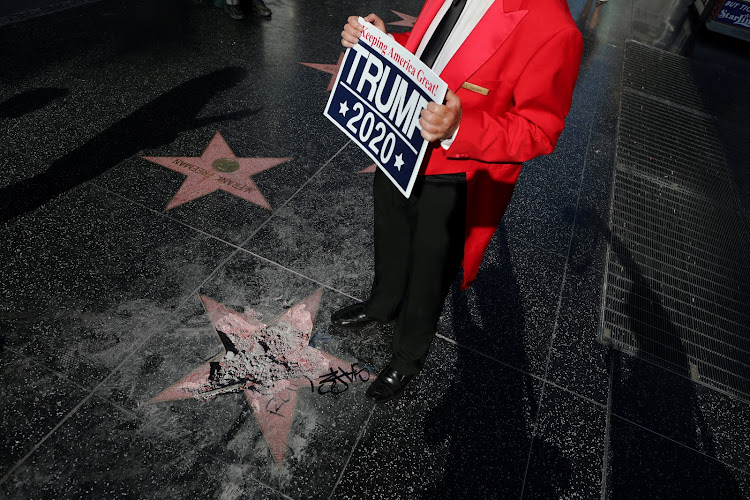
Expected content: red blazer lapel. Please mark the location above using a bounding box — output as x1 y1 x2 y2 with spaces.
404 0 446 53
439 0 528 91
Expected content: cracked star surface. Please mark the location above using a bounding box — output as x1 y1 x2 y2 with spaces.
149 290 363 464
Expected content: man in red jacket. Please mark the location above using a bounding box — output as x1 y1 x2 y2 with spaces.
331 0 583 403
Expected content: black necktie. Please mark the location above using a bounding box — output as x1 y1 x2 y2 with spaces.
420 0 468 69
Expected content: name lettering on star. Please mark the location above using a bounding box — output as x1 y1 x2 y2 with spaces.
141 131 289 211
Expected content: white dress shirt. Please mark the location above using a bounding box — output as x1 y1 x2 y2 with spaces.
415 0 495 75
414 0 494 148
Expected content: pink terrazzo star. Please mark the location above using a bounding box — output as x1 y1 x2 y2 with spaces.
299 10 414 91
149 290 367 465
388 10 417 27
299 52 344 91
142 131 289 211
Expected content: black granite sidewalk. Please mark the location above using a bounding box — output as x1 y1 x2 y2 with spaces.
1 0 748 498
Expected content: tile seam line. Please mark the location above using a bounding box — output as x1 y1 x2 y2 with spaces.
0 348 276 492
608 411 750 477
519 114 597 498
0 344 96 395
601 346 750 406
600 352 615 499
95 393 296 500
434 333 607 410
327 405 376 499
600 48 625 494
96 138 357 289
94 190 361 301
0 385 93 484
0 141 350 486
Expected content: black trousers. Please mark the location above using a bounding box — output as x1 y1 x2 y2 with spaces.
365 168 467 375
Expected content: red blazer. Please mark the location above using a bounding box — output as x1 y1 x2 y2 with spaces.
392 0 583 289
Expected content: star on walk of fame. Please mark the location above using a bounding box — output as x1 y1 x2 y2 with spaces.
149 290 367 465
387 10 417 27
141 131 289 211
299 9 414 92
299 53 344 91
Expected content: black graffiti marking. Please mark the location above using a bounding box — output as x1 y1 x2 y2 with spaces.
316 364 372 395
265 392 292 416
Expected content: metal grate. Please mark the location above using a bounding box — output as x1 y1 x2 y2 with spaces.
601 41 750 401
623 40 708 113
617 91 740 208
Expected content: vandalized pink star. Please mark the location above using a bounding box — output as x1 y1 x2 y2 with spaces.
141 131 289 211
299 52 345 91
388 10 417 27
149 290 368 465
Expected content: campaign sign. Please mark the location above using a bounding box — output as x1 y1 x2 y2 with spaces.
324 19 448 198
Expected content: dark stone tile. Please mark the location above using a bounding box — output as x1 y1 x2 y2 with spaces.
531 123 591 184
194 22 354 164
503 126 587 256
0 396 288 499
589 59 624 139
610 352 750 475
0 7 254 185
0 148 42 190
178 5 301 64
631 1 698 51
523 385 606 499
0 350 89 477
0 184 234 387
200 74 349 166
567 41 625 136
546 130 616 404
439 228 566 379
695 386 750 479
0 63 262 224
263 0 424 48
606 412 750 499
569 0 634 47
97 252 379 498
244 144 375 299
0 16 97 86
333 342 543 499
0 58 237 166
0 84 98 189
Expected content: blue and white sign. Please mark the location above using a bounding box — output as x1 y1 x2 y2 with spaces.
324 19 448 198
714 0 750 31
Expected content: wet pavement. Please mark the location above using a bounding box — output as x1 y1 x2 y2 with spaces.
1 0 749 498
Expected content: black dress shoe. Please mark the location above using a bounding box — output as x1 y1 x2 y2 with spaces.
331 302 379 329
366 365 414 404
250 0 271 17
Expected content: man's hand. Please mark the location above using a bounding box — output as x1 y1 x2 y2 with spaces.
341 14 387 48
420 90 462 143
